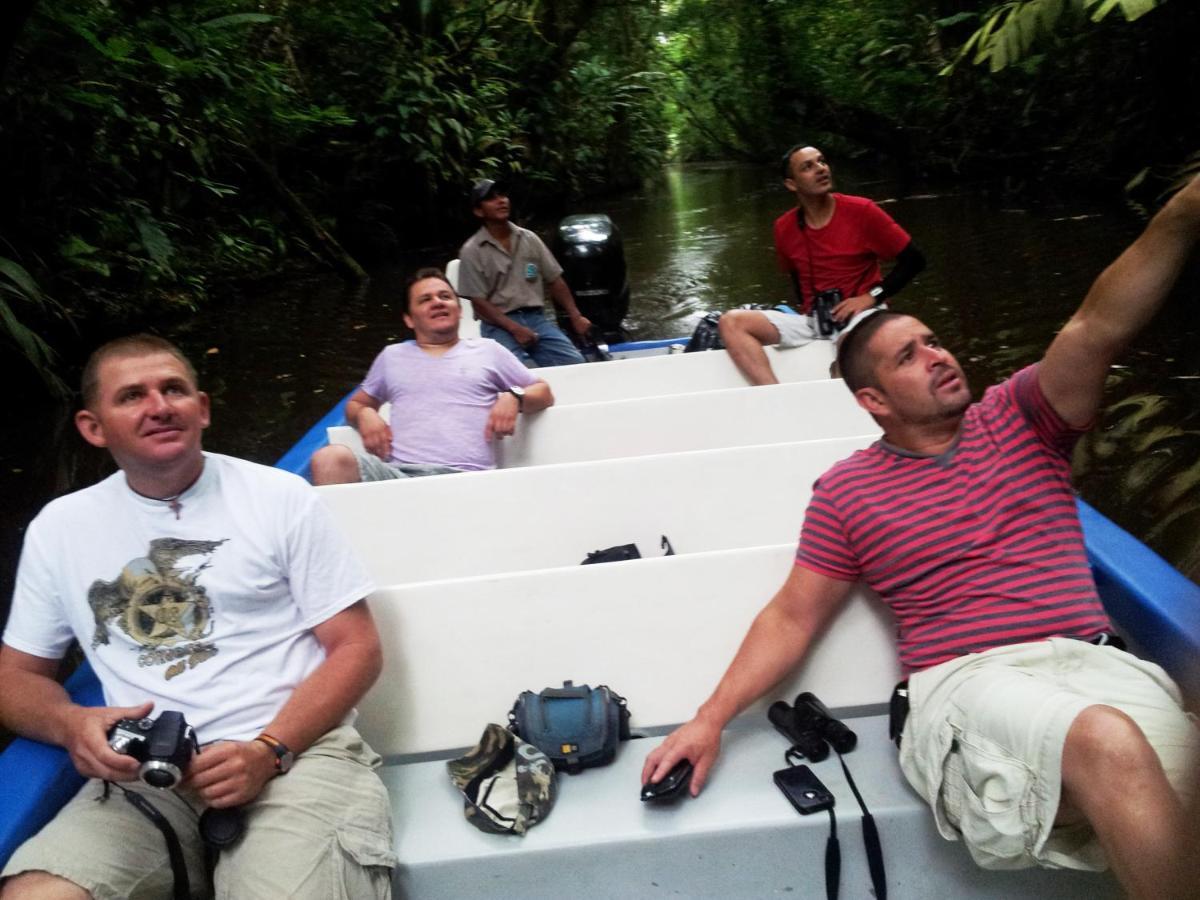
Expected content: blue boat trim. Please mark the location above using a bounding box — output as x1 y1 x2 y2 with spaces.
0 663 103 866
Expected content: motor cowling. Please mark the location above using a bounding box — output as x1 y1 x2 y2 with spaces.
553 214 631 343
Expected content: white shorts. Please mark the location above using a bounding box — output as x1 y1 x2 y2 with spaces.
760 309 821 349
898 638 1198 872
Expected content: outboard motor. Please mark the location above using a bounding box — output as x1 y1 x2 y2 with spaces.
553 214 631 343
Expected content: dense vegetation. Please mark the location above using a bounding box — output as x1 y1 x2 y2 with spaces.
1 0 1198 394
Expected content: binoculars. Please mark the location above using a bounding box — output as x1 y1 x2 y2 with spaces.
768 691 857 762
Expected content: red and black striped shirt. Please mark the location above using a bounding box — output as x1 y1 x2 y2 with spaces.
796 364 1111 672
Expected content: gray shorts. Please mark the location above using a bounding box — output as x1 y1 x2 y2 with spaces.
2 725 396 900
354 449 463 482
898 638 1198 872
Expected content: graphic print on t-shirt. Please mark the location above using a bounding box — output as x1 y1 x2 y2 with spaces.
87 537 227 680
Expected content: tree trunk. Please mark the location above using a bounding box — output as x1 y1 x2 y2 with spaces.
241 147 369 283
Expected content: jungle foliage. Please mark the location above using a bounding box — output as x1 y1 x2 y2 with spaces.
1 0 1198 389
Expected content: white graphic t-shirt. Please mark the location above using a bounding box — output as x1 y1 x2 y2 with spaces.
4 453 375 744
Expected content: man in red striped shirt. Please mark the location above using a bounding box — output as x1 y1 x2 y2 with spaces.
645 176 1200 898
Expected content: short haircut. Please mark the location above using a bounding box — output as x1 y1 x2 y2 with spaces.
80 334 197 410
837 311 906 393
404 267 456 313
780 142 812 179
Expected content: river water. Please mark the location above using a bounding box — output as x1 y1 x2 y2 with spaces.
2 163 1198 629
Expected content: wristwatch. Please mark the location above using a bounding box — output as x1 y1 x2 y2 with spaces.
505 385 526 412
254 733 295 775
868 285 885 305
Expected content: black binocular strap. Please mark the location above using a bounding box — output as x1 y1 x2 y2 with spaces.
118 787 191 900
824 807 840 900
834 751 886 900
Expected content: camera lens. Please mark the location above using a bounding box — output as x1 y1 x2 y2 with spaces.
140 761 181 790
143 769 176 789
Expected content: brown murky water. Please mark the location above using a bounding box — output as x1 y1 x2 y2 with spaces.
2 163 1198 632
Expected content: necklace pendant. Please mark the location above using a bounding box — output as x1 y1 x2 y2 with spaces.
169 499 183 520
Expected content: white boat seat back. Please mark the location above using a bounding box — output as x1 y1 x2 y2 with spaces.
356 543 900 758
318 438 873 586
495 380 877 468
536 343 835 405
326 378 875 465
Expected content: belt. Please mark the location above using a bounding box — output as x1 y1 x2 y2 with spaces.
888 632 1127 747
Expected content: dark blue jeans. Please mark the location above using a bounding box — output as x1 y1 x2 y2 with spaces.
481 308 586 367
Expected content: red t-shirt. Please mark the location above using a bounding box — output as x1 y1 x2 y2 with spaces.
795 365 1111 673
774 193 911 312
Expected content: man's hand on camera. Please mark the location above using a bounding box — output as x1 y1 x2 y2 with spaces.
186 740 278 808
66 701 153 782
641 714 723 798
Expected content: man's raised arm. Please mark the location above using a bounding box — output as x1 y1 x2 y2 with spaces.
1041 175 1200 427
642 565 855 795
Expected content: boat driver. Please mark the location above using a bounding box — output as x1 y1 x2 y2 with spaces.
719 144 926 385
457 178 593 368
0 335 395 898
645 175 1200 899
309 267 555 485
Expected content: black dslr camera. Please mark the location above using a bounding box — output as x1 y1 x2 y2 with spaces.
768 691 857 761
811 289 845 338
108 710 198 789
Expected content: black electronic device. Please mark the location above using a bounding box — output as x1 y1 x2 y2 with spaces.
107 710 198 790
773 764 835 815
768 700 829 762
199 806 246 848
812 288 846 338
793 692 858 755
640 759 693 802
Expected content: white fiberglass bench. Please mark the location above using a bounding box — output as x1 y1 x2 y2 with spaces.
317 437 873 586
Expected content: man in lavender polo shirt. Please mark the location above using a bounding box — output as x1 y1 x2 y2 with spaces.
310 267 555 485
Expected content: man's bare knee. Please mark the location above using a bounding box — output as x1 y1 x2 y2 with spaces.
1062 705 1163 801
0 871 91 899
310 445 361 485
718 309 781 346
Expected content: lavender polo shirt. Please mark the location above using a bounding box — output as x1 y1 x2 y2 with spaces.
360 338 538 471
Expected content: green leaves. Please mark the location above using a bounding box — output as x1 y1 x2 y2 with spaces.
944 0 1166 74
0 258 71 398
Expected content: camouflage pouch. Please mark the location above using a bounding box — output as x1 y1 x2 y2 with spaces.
446 723 557 835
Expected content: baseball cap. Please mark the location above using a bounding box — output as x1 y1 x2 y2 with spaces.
446 723 558 835
470 178 506 207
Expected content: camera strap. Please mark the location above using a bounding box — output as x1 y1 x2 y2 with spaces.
104 782 192 900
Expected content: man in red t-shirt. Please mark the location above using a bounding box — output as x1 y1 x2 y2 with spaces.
647 175 1200 898
719 145 925 384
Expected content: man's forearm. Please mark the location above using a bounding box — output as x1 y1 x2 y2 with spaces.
878 241 925 300
522 381 554 413
0 663 78 747
548 278 584 318
1073 185 1200 355
696 597 827 728
255 607 382 754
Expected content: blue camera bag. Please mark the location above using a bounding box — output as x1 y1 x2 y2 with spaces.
508 681 631 774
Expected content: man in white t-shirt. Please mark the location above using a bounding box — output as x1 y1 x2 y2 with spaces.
309 266 555 485
0 335 395 898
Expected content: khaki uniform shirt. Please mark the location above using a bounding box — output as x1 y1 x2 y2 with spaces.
457 224 563 314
